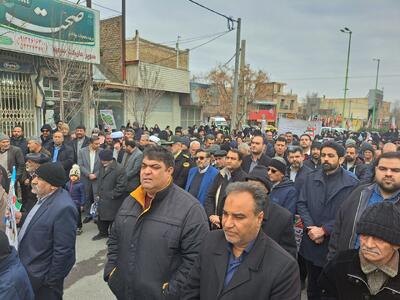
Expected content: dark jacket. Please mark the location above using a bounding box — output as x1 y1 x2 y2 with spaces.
241 153 271 173
122 147 143 192
18 188 77 294
185 165 219 206
297 167 359 267
70 136 90 163
181 230 301 300
291 164 313 193
304 158 321 170
0 164 9 192
262 200 297 258
40 135 53 152
327 183 396 261
104 183 209 300
10 136 28 155
0 247 34 300
342 159 374 184
204 167 247 218
173 151 194 188
5 145 25 183
64 180 86 207
97 160 127 221
319 249 400 299
269 178 298 215
49 143 74 178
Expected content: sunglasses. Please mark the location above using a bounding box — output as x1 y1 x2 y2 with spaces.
195 156 207 161
267 167 278 174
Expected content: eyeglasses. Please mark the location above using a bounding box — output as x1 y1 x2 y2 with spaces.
267 167 278 174
41 130 49 132
195 156 207 161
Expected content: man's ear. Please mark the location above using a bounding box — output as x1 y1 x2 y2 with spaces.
339 156 345 165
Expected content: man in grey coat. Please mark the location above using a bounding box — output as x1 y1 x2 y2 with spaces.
78 136 102 222
120 140 143 192
93 149 127 240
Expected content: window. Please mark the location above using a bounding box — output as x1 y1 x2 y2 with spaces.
280 99 285 109
290 100 294 110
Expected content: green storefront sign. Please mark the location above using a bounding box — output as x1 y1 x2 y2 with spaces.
0 0 100 63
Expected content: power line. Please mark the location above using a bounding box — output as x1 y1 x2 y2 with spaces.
222 52 236 67
187 0 236 30
276 74 400 81
91 0 122 14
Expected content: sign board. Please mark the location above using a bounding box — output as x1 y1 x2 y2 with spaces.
248 109 276 122
0 0 100 64
99 109 117 130
278 117 323 137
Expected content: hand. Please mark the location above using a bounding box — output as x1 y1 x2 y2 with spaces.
314 237 325 244
89 174 97 180
6 209 22 224
307 226 325 241
209 215 221 228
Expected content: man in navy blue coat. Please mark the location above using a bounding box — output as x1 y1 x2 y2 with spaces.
17 162 77 300
297 141 359 300
185 148 219 206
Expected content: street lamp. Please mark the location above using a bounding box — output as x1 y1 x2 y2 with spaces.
340 27 352 128
372 58 381 128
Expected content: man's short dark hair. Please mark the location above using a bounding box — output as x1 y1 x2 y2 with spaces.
13 125 24 131
300 134 311 141
89 135 100 144
76 125 86 131
345 144 358 153
376 151 400 166
276 136 287 144
228 148 243 161
321 141 345 157
143 145 175 168
285 131 293 135
251 135 265 143
225 182 266 214
125 140 137 148
288 146 303 155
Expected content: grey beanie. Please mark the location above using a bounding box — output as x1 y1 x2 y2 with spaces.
0 133 10 141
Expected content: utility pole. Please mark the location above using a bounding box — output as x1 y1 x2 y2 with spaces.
239 39 246 128
372 58 380 128
121 0 126 81
340 27 352 128
231 18 241 131
85 0 94 130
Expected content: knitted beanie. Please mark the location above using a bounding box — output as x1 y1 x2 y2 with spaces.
356 201 400 245
269 157 287 175
69 164 81 178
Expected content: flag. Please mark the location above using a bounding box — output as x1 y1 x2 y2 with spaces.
5 166 18 250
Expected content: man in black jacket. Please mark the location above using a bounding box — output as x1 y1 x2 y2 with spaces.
48 131 74 179
204 149 247 229
104 146 208 299
181 182 300 300
170 136 194 188
10 125 28 155
342 144 374 184
320 202 400 299
241 135 271 173
328 151 400 260
70 125 90 163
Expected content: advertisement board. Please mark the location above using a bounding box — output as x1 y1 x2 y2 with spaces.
278 118 323 137
0 0 100 64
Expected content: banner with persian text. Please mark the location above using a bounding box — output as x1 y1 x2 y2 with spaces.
0 0 100 64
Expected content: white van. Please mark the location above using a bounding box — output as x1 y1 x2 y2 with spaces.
209 116 228 128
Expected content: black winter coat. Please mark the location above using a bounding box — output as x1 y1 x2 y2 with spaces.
173 151 194 188
49 143 74 178
319 249 400 299
241 153 271 173
181 230 301 300
104 183 209 300
97 160 127 221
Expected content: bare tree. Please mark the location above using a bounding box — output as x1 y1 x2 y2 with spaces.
127 63 164 126
200 64 269 128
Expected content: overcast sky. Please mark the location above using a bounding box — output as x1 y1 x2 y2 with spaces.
87 0 400 103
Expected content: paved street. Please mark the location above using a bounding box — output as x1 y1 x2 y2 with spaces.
64 221 307 299
64 222 114 300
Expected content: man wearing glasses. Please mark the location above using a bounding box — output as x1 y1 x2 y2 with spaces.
185 148 219 206
40 124 53 151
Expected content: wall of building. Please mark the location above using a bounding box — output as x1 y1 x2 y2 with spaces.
126 33 189 70
320 97 369 120
100 16 123 81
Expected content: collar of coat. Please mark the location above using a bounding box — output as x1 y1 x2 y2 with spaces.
130 177 173 210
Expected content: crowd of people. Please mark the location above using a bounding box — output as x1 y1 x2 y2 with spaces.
0 120 400 300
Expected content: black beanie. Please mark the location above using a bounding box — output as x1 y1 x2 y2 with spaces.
269 157 287 175
99 149 113 161
246 165 272 192
0 231 11 260
356 201 400 245
36 162 66 187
